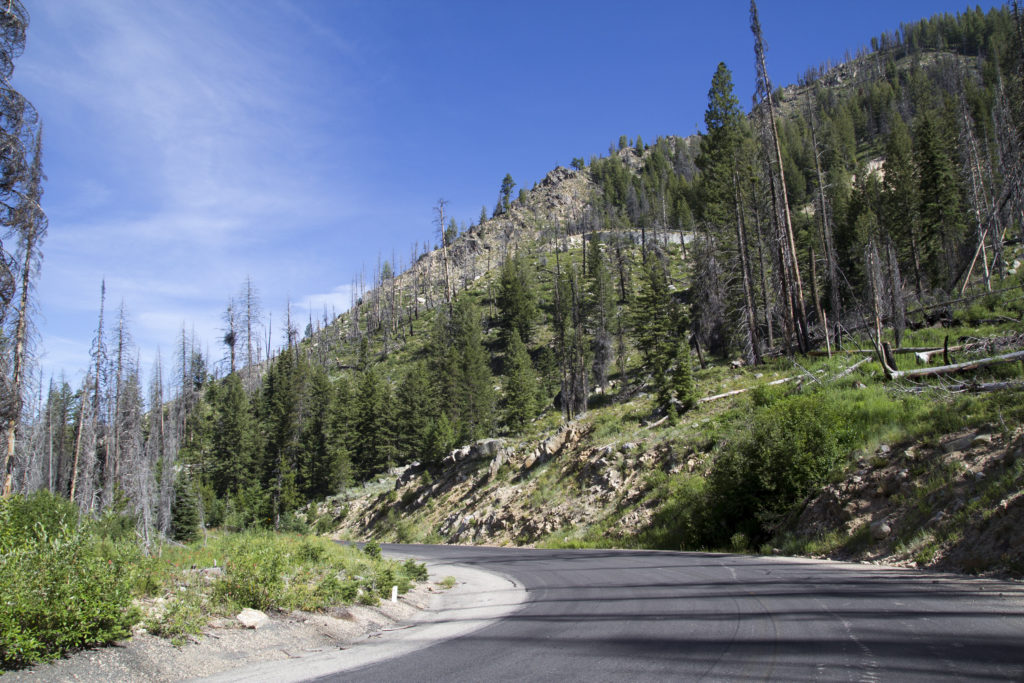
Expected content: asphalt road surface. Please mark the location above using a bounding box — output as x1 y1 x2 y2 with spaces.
315 544 1024 682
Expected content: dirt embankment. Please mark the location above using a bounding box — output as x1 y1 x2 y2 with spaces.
796 426 1024 577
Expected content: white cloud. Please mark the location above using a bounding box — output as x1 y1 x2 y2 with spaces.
17 0 375 381
295 284 355 319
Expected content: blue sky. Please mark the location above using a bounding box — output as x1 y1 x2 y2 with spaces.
13 0 1001 389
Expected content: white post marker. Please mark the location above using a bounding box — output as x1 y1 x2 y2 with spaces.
391 585 398 602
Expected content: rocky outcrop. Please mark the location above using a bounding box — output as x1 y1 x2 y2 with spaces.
794 427 1024 576
328 417 685 547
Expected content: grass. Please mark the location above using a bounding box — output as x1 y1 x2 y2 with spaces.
138 531 428 644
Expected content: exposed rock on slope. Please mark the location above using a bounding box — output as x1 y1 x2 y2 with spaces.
796 427 1024 576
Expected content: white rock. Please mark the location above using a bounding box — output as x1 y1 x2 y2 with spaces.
237 608 269 629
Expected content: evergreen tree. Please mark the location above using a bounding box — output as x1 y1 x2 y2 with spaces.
502 329 538 432
913 111 967 290
327 374 354 488
585 238 616 390
632 256 693 410
496 253 538 349
169 474 200 542
210 372 256 498
633 256 676 405
696 61 760 361
351 365 394 478
423 412 455 464
298 365 341 499
394 361 436 463
450 296 495 443
258 348 304 527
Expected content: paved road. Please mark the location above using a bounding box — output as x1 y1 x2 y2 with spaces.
315 544 1024 682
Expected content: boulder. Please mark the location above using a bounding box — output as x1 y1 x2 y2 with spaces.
472 439 503 460
943 433 977 454
237 608 269 629
541 431 568 456
870 520 892 540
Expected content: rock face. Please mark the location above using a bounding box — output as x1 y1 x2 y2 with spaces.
236 608 269 629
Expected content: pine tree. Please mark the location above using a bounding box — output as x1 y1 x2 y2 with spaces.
633 257 676 406
351 365 393 478
211 372 256 498
696 62 760 362
394 361 436 463
502 329 537 433
327 374 354 488
496 253 538 349
585 238 616 390
258 348 304 527
169 474 200 542
914 111 967 290
450 296 494 443
298 365 340 499
883 116 923 298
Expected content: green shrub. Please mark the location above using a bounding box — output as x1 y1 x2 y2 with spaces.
641 474 707 550
314 514 336 535
144 590 206 646
705 391 854 546
0 511 141 669
0 490 78 549
278 511 309 535
213 537 285 610
403 558 429 582
297 539 327 563
363 540 382 559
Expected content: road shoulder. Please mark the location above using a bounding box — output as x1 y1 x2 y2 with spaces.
191 555 527 682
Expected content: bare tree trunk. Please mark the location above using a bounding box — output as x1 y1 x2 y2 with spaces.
435 199 453 314
2 131 44 498
752 0 809 352
734 174 761 364
808 94 841 325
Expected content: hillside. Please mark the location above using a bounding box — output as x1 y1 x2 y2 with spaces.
10 4 1024 576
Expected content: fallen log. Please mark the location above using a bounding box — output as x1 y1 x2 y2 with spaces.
885 349 1024 381
830 356 871 381
697 376 795 404
899 380 1024 394
809 344 968 357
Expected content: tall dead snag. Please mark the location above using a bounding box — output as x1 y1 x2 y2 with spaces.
956 67 995 294
750 0 810 352
434 199 453 314
241 276 261 392
2 128 43 497
806 91 841 330
0 1 43 498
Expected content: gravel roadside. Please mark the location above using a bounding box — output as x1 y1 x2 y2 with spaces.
3 555 525 683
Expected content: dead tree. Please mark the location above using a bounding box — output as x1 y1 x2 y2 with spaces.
751 0 810 352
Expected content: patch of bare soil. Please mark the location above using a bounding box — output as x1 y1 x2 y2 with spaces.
3 582 437 682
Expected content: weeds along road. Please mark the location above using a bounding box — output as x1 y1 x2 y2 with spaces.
315 543 1024 682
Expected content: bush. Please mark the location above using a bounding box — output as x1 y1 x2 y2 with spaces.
0 497 141 670
403 558 429 582
705 391 854 546
363 540 382 559
213 536 285 610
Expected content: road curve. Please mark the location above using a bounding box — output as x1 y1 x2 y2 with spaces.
315 544 1024 682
